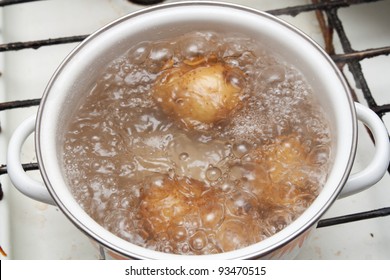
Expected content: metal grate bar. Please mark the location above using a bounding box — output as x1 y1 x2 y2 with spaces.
373 104 390 116
0 98 40 111
0 0 45 7
0 35 88 52
0 163 39 176
268 0 383 16
313 0 390 225
331 46 390 63
325 7 379 110
317 207 390 228
319 1 390 175
0 1 385 53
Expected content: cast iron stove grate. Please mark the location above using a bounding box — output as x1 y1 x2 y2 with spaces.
0 0 389 237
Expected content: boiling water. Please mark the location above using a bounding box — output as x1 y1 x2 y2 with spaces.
62 31 332 255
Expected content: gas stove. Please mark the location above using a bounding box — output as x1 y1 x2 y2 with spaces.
0 0 389 259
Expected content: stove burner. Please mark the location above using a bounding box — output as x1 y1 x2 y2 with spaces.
128 0 165 5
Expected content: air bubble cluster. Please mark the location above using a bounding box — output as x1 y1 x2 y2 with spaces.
62 31 332 255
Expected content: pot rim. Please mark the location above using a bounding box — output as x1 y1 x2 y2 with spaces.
35 1 357 259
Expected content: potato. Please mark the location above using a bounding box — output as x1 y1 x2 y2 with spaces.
250 135 314 206
153 62 245 130
139 175 202 234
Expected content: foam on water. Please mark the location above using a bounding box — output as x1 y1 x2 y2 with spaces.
62 31 332 255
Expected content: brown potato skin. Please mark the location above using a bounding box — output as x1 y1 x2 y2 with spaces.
250 135 314 206
153 63 244 130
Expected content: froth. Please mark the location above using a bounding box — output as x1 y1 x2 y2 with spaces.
62 31 332 255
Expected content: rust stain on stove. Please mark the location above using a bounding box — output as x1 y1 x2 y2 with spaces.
0 246 7 257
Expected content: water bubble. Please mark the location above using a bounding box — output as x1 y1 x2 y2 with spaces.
216 219 250 252
200 201 224 229
181 243 190 254
179 33 211 59
168 225 187 242
163 246 173 253
189 231 208 251
128 42 151 64
149 43 172 63
225 69 246 89
229 165 245 181
259 65 286 84
168 168 176 179
232 142 251 158
72 179 80 185
179 152 189 161
149 174 167 189
220 180 236 193
309 145 330 165
120 197 132 209
225 190 257 216
206 166 222 181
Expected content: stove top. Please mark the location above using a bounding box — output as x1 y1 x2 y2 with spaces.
0 0 389 259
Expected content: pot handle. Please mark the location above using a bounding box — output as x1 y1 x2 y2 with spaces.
338 102 390 199
7 115 56 205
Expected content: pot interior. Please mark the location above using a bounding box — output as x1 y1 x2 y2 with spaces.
36 2 356 259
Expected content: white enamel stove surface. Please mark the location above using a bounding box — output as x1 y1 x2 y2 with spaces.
0 0 389 259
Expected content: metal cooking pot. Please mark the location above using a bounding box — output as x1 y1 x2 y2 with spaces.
7 2 390 259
